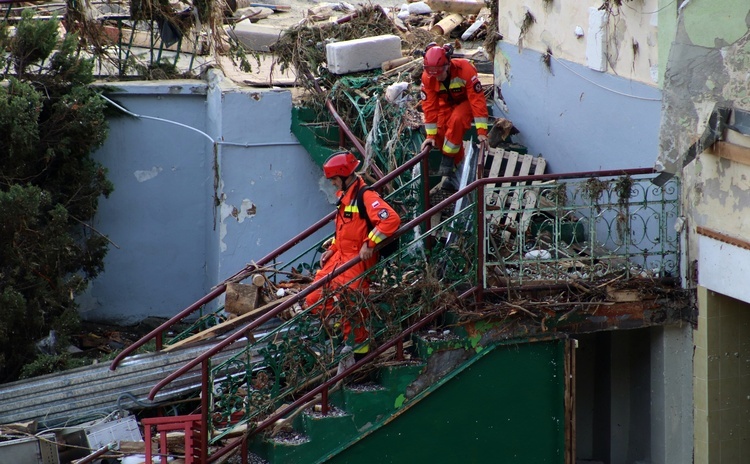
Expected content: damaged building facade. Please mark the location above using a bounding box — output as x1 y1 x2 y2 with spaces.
493 1 750 462
2 1 750 463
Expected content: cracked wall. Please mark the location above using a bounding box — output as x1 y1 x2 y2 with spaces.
658 4 750 174
658 3 750 281
81 81 333 323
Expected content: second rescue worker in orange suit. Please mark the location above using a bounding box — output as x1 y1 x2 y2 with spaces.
305 152 401 357
420 43 489 181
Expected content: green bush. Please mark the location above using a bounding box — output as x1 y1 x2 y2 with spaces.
0 11 112 382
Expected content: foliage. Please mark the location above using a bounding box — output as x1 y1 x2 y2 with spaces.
272 6 404 92
0 11 112 383
19 353 90 380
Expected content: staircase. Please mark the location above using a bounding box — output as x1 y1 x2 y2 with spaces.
252 359 426 463
103 97 679 464
246 331 568 464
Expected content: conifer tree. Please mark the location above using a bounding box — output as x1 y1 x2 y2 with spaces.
0 10 112 382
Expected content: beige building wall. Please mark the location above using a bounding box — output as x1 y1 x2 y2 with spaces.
694 288 750 463
495 0 660 85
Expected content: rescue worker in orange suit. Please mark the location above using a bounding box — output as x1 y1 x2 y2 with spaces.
420 42 489 189
305 151 401 359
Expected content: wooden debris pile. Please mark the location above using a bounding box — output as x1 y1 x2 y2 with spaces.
162 266 312 351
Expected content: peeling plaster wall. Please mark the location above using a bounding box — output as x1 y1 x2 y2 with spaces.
494 41 661 172
79 79 332 323
215 88 333 287
689 147 750 237
657 3 750 175
658 2 750 281
496 0 660 85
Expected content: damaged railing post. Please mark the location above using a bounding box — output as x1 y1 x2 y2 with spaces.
421 151 431 246
476 180 485 304
201 358 210 464
475 142 487 303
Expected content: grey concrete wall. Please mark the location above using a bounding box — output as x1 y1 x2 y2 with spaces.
575 327 692 464
650 324 693 464
80 76 333 323
494 42 662 173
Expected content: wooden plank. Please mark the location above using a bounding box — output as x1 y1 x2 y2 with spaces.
485 148 505 207
518 157 548 233
163 295 292 352
503 154 534 227
425 0 484 15
705 141 750 166
495 150 519 213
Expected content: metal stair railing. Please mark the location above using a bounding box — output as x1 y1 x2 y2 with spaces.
121 159 679 463
204 167 680 464
109 144 431 371
145 169 483 463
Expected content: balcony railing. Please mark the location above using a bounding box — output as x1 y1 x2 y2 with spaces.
481 171 679 287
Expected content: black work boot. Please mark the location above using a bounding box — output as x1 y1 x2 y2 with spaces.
437 155 455 176
442 171 460 191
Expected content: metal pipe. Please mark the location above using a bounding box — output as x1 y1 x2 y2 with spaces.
201 360 209 463
71 443 116 464
325 99 385 180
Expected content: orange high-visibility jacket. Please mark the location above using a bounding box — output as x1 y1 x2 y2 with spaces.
420 58 489 139
326 177 400 271
308 176 400 296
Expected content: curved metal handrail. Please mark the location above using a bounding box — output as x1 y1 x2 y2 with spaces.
146 165 657 398
110 145 432 370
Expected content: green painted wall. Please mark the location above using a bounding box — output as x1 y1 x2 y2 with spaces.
682 0 749 48
328 340 566 464
657 1 750 174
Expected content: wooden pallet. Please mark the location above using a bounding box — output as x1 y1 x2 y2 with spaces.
484 149 547 234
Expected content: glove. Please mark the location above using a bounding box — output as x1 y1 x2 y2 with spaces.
420 138 436 151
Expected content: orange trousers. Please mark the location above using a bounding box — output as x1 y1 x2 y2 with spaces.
305 259 370 345
433 100 473 166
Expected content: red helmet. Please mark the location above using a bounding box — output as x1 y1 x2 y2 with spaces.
323 151 360 178
423 43 451 76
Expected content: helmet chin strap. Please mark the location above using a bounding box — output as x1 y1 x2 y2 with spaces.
341 173 357 192
335 174 358 207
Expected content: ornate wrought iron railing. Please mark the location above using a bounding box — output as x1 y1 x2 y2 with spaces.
120 160 681 463
482 171 680 286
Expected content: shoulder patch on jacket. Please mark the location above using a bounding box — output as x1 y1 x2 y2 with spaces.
378 209 389 220
371 200 380 208
420 90 427 101
471 76 482 93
